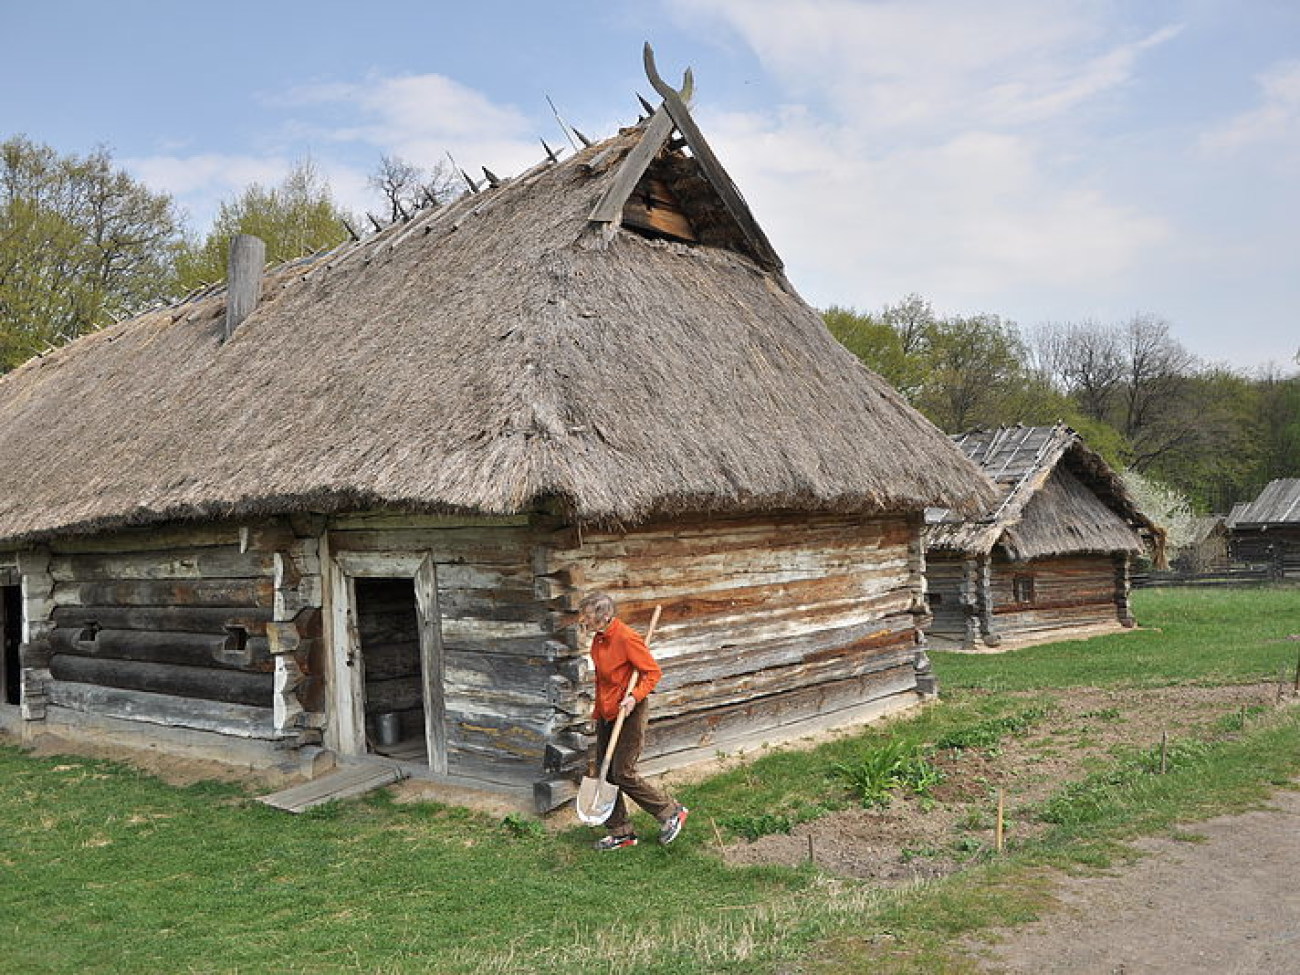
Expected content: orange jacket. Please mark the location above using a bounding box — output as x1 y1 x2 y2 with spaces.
590 617 663 721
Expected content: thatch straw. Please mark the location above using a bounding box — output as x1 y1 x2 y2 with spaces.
0 123 993 545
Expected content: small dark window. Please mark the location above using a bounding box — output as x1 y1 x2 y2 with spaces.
1013 575 1036 604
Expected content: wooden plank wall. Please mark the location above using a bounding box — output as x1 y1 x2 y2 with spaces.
39 521 318 741
326 514 579 790
542 512 925 769
989 553 1126 640
924 554 973 645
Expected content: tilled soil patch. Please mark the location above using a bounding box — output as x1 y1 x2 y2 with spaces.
719 682 1287 883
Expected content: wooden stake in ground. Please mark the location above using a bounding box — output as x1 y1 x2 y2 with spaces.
1160 732 1168 774
995 789 1005 853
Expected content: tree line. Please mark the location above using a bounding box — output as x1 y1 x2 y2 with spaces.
1 136 457 372
826 296 1300 515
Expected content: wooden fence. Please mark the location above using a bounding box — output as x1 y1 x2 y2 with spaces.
1132 562 1284 588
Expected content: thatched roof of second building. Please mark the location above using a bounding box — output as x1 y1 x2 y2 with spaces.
0 102 994 546
927 424 1164 562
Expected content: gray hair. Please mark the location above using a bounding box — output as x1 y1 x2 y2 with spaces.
577 591 616 623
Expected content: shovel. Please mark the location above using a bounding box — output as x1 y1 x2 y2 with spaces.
575 605 662 825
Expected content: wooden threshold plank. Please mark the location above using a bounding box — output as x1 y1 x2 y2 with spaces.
258 762 407 813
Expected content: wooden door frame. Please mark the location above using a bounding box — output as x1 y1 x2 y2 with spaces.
0 582 19 707
324 548 447 774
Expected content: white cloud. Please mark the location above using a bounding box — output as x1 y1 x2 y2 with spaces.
126 72 551 231
671 0 1181 133
277 73 542 176
708 108 1169 313
122 153 296 228
672 0 1177 318
1200 59 1300 154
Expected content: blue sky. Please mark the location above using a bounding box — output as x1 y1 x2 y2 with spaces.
4 0 1298 370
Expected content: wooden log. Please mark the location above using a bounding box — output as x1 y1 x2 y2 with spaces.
327 527 536 561
652 643 916 720
225 233 265 338
533 774 578 813
48 523 242 555
53 605 272 635
49 653 273 706
543 740 586 773
53 578 275 609
49 627 270 670
46 679 277 738
328 512 533 531
49 548 273 582
643 665 918 762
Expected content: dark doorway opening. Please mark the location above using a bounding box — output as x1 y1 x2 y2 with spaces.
2 585 21 706
354 577 427 761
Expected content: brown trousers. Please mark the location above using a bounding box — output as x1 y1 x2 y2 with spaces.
593 698 677 835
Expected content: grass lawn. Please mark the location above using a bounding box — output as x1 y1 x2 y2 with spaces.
2 585 1299 974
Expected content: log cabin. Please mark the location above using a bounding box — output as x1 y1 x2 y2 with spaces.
0 51 993 811
925 424 1164 651
1227 479 1300 578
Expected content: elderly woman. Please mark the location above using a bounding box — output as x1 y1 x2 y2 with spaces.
577 591 688 851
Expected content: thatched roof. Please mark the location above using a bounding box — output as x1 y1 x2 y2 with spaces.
926 424 1164 562
1226 479 1300 527
0 102 993 547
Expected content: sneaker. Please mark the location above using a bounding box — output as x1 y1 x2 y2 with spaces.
659 805 689 845
594 833 637 852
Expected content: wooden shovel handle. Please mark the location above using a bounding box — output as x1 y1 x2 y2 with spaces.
595 605 663 778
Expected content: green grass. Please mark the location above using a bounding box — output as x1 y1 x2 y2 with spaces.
2 585 1299 974
934 585 1300 691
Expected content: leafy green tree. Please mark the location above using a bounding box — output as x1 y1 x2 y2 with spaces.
1254 369 1300 481
824 304 926 399
0 135 182 370
915 312 1028 432
826 296 1036 431
175 159 351 291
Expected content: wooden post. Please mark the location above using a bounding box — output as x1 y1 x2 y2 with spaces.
710 817 725 849
224 234 265 340
1160 732 1168 774
807 834 815 865
995 789 1005 853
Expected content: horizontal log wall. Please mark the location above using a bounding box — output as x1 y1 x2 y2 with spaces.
544 512 925 768
923 554 971 643
989 553 1126 639
327 515 570 789
42 521 310 741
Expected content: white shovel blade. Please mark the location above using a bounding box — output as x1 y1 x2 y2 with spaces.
575 775 619 824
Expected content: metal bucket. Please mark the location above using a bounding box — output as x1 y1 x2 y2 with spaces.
376 712 402 746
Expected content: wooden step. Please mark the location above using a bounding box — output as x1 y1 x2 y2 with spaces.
258 762 407 813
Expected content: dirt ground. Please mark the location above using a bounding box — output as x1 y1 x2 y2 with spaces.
708 680 1300 972
970 785 1300 973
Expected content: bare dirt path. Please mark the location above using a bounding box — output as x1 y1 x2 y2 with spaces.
970 783 1300 974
